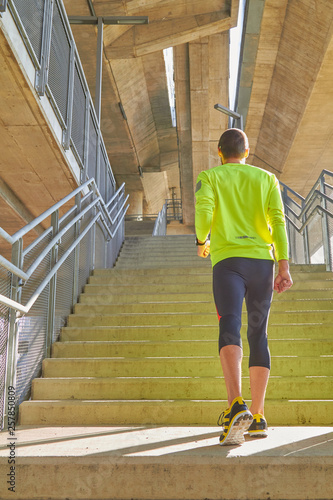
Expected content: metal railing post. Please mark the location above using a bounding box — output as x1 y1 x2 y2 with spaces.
63 40 75 150
46 210 59 357
83 93 90 183
320 175 332 271
3 238 23 429
282 188 293 263
96 131 101 193
0 0 7 13
90 202 97 272
95 16 103 125
35 0 54 95
302 200 310 265
72 193 81 307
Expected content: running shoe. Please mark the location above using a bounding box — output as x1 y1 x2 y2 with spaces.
217 397 253 446
247 413 268 438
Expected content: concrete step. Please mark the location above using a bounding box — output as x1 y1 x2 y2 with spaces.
18 399 333 426
0 425 332 500
67 310 333 327
118 247 200 255
42 356 333 378
84 280 333 295
115 256 330 269
51 339 333 358
60 323 333 341
31 375 333 400
79 289 333 304
74 298 333 315
114 261 212 269
88 271 333 284
93 263 328 276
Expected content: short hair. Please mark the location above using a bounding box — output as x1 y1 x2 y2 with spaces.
218 128 249 159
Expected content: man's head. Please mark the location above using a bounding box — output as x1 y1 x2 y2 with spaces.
218 128 249 164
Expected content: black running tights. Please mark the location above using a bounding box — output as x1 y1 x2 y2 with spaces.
213 257 274 369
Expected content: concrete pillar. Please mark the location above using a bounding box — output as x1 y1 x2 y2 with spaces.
127 191 143 216
174 44 195 227
189 33 229 188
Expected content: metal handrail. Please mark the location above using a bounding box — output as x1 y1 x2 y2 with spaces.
0 255 28 281
21 212 101 315
8 179 94 243
281 169 333 270
285 204 333 233
1 174 128 433
282 187 333 226
0 179 129 313
152 202 167 236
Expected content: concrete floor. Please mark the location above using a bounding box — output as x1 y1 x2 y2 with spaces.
0 425 332 499
0 424 332 458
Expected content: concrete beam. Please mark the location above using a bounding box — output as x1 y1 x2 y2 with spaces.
247 0 333 183
104 0 239 58
245 0 289 163
280 30 333 196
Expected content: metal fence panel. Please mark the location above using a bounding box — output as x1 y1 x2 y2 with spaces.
78 218 93 298
71 62 86 164
284 200 305 265
16 285 49 405
99 148 107 201
87 112 98 181
11 0 44 64
53 252 74 342
48 0 70 123
94 223 106 269
17 241 51 406
306 212 324 264
0 269 11 430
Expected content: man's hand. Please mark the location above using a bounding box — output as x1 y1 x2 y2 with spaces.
274 259 293 293
197 240 210 258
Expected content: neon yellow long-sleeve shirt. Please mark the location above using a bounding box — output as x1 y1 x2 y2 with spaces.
195 163 289 267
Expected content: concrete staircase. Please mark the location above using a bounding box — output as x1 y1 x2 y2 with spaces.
1 235 331 500
19 235 333 427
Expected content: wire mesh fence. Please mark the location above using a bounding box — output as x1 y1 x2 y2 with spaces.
0 180 128 430
1 0 128 431
0 269 11 430
8 0 116 200
11 0 44 64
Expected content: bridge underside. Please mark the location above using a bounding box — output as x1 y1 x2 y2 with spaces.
1 0 333 237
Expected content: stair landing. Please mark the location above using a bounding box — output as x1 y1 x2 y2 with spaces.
0 424 332 500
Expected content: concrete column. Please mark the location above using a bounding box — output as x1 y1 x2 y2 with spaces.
127 191 143 216
174 44 195 227
189 33 229 189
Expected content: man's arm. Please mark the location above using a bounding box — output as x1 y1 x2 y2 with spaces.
267 177 293 293
267 177 289 262
195 173 215 239
195 172 215 258
274 259 293 293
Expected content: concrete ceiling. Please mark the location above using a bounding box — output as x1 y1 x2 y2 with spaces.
240 0 333 196
0 27 78 257
1 0 333 247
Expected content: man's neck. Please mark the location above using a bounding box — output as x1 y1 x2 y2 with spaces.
222 157 245 164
